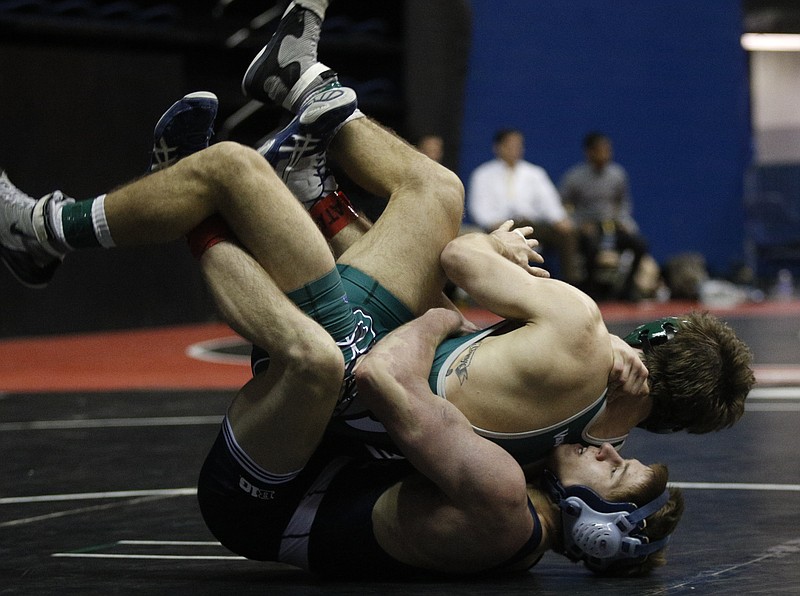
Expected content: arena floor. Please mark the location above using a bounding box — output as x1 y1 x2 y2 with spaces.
2 299 799 595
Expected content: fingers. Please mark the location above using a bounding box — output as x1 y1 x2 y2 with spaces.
525 265 550 278
609 354 649 398
496 220 534 238
496 220 515 233
512 225 534 240
609 349 629 384
527 248 544 263
628 362 649 396
418 307 463 336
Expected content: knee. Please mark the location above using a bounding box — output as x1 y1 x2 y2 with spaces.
409 161 465 229
184 141 272 193
281 330 345 391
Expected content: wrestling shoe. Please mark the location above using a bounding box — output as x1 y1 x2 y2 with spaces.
149 91 218 172
242 0 338 111
257 85 356 206
0 170 64 288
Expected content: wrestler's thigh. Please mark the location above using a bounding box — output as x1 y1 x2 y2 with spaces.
333 119 463 314
226 356 339 476
201 242 342 474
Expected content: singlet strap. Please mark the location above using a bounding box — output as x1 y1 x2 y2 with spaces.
487 497 543 571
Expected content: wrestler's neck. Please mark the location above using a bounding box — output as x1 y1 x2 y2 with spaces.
526 486 559 561
587 388 652 440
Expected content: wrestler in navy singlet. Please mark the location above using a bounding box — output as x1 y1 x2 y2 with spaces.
197 424 543 578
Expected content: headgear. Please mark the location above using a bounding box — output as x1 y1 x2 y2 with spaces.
543 471 671 572
623 317 687 434
623 317 683 354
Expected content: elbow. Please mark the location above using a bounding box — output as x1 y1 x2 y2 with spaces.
470 475 533 548
353 355 385 399
440 235 472 280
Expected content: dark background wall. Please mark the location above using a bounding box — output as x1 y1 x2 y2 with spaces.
0 0 471 337
459 0 752 279
1 44 216 337
0 1 757 338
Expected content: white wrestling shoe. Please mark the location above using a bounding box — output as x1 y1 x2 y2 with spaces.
0 170 69 288
257 85 356 206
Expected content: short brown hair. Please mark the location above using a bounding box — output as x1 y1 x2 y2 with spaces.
595 463 685 576
643 311 755 433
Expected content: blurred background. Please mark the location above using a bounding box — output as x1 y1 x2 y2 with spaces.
2 0 799 337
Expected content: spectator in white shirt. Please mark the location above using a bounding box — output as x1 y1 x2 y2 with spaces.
467 128 580 285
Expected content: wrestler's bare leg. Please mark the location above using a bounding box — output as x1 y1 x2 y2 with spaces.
200 241 343 473
240 0 464 316
330 117 464 315
104 142 336 293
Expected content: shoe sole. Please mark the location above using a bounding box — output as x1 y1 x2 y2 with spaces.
153 91 218 138
298 87 357 130
150 91 219 172
0 244 58 289
241 1 331 109
258 87 356 167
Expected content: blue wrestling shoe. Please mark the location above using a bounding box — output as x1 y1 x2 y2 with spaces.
242 1 338 111
0 170 64 288
149 91 219 172
257 85 356 206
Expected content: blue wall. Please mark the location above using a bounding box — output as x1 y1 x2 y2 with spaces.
460 1 751 275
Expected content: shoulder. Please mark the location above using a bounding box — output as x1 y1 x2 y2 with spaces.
520 161 554 183
520 160 546 174
523 282 607 353
561 163 588 182
472 159 500 173
607 162 628 177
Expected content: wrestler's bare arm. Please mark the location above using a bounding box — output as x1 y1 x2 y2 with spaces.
355 309 533 569
440 226 614 393
441 226 597 326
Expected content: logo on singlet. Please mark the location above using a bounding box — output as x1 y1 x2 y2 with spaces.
239 477 276 500
553 429 569 447
336 308 376 364
333 308 378 414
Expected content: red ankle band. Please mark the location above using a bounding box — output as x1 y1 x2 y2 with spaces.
187 215 236 260
308 190 359 239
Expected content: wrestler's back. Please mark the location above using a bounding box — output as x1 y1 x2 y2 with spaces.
442 320 612 435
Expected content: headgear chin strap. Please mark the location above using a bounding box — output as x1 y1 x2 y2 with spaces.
543 471 671 572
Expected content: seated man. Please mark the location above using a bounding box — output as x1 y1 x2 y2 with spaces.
466 127 581 286
0 0 754 470
559 131 651 301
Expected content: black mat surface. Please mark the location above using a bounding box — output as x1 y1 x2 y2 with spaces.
3 311 800 595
